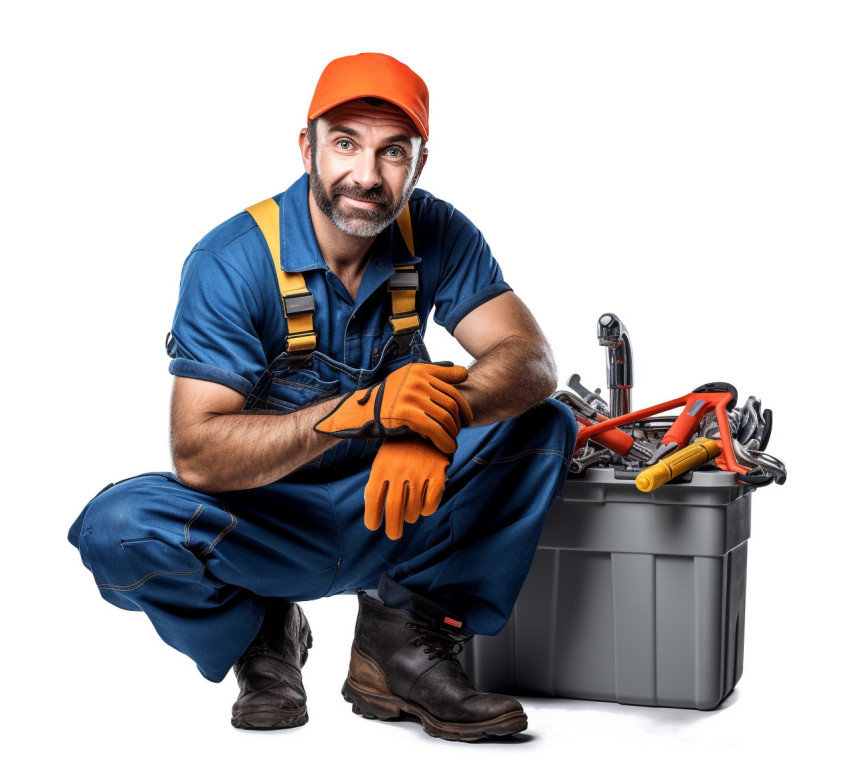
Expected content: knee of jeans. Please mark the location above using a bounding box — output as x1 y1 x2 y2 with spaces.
536 398 578 455
74 476 170 580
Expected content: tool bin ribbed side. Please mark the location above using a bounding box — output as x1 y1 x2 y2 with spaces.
460 468 752 710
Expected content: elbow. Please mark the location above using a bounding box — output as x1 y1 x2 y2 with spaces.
172 455 209 492
532 372 558 408
171 439 216 493
541 371 558 400
536 343 559 400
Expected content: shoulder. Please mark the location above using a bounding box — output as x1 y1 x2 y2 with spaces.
181 192 286 293
194 209 260 256
407 188 483 233
406 188 484 253
407 187 454 225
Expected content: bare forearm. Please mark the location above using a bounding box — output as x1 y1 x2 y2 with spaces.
458 335 558 426
172 399 339 493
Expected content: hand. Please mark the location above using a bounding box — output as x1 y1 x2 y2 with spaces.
364 437 450 540
314 362 473 454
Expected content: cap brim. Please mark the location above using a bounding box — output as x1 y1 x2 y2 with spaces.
308 95 428 140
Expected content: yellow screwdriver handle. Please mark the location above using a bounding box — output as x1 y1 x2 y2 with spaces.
635 437 721 493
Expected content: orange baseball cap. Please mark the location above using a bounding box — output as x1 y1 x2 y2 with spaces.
308 53 429 140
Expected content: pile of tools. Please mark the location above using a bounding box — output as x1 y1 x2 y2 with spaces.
555 314 787 491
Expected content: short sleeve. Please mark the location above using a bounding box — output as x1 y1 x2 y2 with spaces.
166 248 266 396
430 206 511 334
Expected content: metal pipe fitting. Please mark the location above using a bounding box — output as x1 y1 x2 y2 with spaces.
597 313 633 417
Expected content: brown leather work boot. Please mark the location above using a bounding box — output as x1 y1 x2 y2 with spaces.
231 600 312 730
341 590 527 741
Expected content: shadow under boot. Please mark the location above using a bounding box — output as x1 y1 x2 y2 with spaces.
342 590 527 742
231 600 312 730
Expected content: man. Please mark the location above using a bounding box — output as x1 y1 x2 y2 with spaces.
69 53 576 742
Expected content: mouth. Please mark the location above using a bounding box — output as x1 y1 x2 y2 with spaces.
332 185 391 210
339 195 384 210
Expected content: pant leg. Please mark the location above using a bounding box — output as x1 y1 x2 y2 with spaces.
69 400 575 678
331 398 577 636
68 472 342 682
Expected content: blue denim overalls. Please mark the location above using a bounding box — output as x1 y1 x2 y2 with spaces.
68 197 577 682
241 329 429 469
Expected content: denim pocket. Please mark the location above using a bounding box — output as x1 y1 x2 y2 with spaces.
247 367 341 413
267 370 340 410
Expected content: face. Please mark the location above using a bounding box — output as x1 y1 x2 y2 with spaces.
302 100 425 238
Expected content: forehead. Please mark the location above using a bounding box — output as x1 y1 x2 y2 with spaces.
316 99 419 141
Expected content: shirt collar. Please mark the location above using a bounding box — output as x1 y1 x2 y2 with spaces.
279 174 422 274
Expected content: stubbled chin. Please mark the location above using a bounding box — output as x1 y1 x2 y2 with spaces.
334 214 391 238
338 203 390 222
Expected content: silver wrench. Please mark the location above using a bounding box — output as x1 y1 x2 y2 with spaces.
570 446 614 474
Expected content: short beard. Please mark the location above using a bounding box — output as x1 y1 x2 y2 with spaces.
310 153 415 239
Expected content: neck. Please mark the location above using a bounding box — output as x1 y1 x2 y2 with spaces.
308 193 376 275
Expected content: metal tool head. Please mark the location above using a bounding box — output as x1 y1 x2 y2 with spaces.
567 375 610 416
570 444 614 474
731 437 787 486
736 396 770 447
552 389 599 420
700 409 741 441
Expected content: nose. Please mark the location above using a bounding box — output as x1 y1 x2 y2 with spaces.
351 151 382 190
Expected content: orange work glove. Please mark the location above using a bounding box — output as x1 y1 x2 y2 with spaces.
314 362 473 455
364 437 450 541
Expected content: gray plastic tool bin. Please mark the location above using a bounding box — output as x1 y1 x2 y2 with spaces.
461 467 752 710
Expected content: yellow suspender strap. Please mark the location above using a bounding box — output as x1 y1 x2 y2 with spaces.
396 203 415 255
389 204 420 335
245 198 317 353
245 198 420 348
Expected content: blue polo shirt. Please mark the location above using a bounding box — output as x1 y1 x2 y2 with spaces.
167 174 511 396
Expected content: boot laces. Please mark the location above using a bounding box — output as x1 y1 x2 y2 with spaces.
406 622 470 661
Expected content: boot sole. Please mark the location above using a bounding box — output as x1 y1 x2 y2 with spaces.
231 705 308 730
341 678 527 742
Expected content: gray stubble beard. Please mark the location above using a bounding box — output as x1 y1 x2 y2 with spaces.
309 153 418 238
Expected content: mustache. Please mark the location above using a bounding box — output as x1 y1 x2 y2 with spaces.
331 185 392 207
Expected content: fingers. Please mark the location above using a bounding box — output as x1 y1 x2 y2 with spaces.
402 481 422 526
364 477 410 540
421 477 444 517
318 363 474 447
383 479 406 541
381 363 475 450
384 391 460 454
414 363 469 385
364 436 450 540
420 413 457 455
428 380 473 428
410 364 472 428
364 478 388 532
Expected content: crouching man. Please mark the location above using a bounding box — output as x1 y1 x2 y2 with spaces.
69 52 576 742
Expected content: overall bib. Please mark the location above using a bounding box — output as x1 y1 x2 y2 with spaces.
68 199 577 682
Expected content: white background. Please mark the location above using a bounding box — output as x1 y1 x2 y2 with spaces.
2 1 847 774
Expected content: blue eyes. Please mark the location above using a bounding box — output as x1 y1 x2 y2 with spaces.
334 140 404 159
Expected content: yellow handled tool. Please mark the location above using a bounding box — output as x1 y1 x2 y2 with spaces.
635 437 721 492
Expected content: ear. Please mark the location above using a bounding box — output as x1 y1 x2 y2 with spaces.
298 128 311 174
